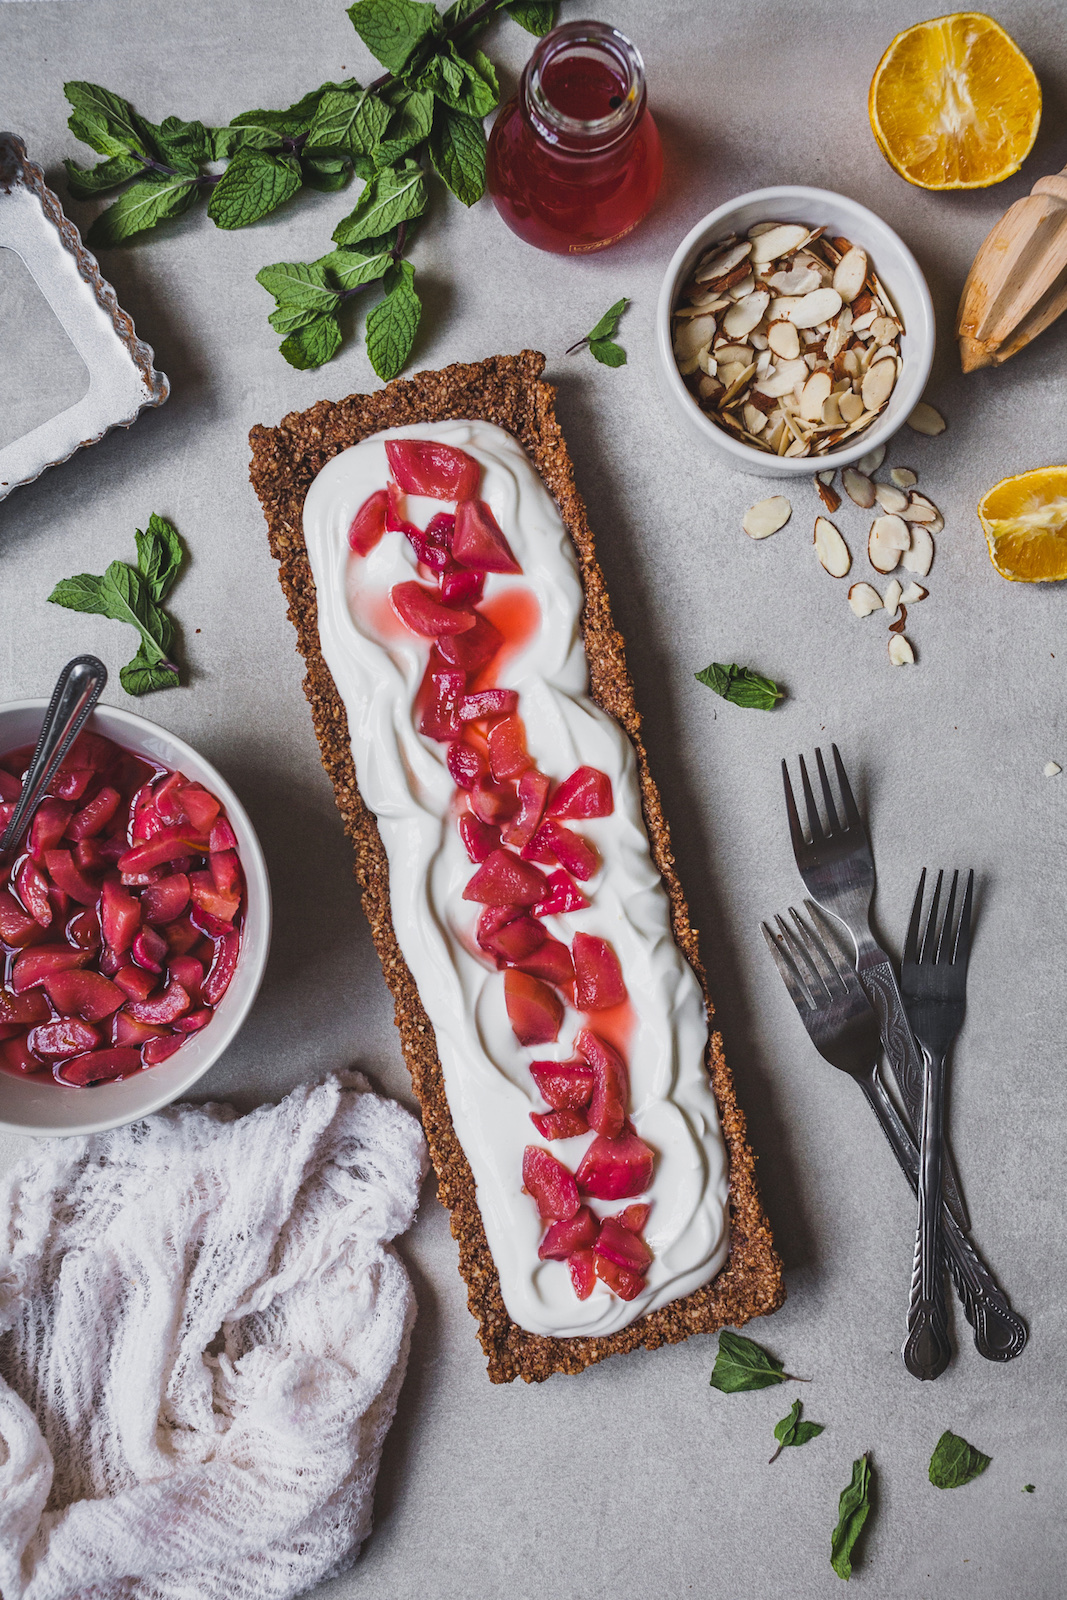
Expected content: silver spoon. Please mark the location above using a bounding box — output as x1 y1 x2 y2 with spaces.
0 655 108 856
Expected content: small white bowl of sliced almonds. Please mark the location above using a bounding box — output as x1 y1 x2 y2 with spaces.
656 186 934 477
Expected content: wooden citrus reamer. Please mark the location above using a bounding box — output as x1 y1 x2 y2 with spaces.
957 164 1067 372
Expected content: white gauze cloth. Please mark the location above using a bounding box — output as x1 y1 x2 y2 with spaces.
0 1071 428 1600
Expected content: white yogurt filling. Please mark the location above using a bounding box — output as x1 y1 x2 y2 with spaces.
303 420 729 1337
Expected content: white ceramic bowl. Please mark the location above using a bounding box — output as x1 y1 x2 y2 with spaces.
655 185 935 478
0 701 271 1136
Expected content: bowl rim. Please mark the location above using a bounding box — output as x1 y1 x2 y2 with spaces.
0 698 272 1137
655 183 935 474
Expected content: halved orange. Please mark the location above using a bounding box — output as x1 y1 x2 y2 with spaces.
869 13 1041 189
978 467 1067 582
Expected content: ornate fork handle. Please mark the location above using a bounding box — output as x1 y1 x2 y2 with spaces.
902 1042 952 1379
860 1071 1027 1362
859 959 969 1232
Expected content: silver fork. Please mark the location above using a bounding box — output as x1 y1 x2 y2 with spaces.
781 746 969 1232
901 871 972 1380
763 905 1028 1364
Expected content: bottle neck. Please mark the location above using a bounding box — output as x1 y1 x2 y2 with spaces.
521 20 647 155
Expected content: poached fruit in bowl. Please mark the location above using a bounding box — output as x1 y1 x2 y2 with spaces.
0 727 247 1087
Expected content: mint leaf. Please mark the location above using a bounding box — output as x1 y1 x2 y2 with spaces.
428 103 485 205
155 115 211 166
332 161 426 244
347 0 442 75
589 337 626 367
279 311 344 370
49 563 173 670
421 42 499 117
63 152 145 199
374 86 435 166
1023 1484 1035 1493
225 84 346 149
710 1330 806 1393
769 1400 824 1463
505 1 559 33
831 1455 872 1581
928 1431 992 1490
86 174 200 247
319 241 395 290
300 153 352 193
256 258 339 312
587 297 629 343
365 259 420 380
207 149 302 229
696 662 784 711
306 85 390 157
135 514 184 604
64 81 155 159
120 645 180 696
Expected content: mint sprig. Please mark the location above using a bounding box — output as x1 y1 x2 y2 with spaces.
61 0 559 377
709 1330 809 1394
567 296 629 366
696 662 784 711
768 1399 824 1463
47 515 187 696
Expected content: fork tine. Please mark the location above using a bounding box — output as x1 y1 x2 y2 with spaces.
798 754 824 844
782 759 806 856
936 870 959 964
951 870 975 965
815 748 841 834
919 869 944 964
831 743 863 831
902 868 927 966
804 899 863 992
786 908 846 999
775 913 828 1001
761 921 814 1012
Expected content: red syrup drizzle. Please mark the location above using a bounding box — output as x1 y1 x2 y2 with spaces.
348 438 656 1301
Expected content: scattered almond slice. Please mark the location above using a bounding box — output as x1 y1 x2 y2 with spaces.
904 493 939 524
787 287 843 328
903 525 934 577
888 634 915 665
883 578 902 614
749 223 811 264
888 605 908 634
906 401 946 436
849 581 883 616
814 516 851 576
833 247 868 303
926 512 944 535
901 581 927 603
861 357 897 411
869 514 910 573
874 482 909 513
817 469 835 485
843 468 876 508
742 495 792 540
767 319 801 360
890 466 917 488
1045 761 1062 777
816 476 842 511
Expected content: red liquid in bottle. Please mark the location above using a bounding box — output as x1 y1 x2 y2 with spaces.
487 22 663 255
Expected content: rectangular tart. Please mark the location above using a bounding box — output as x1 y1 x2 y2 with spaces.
249 350 783 1382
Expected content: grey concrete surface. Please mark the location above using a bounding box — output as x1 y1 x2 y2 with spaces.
0 2 1064 1595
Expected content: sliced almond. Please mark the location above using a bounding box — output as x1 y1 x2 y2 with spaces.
787 287 843 328
750 329 769 350
817 469 835 485
927 512 944 535
767 319 801 360
823 307 854 362
848 581 882 616
785 436 812 458
821 391 844 428
851 309 877 332
904 493 939 524
838 390 865 423
882 578 902 615
765 265 822 295
753 357 808 398
1044 761 1062 777
742 495 792 540
906 401 946 436
743 402 768 435
719 361 757 405
722 290 770 338
890 467 917 488
869 514 909 573
903 525 934 577
874 482 909 514
714 341 755 364
901 582 927 603
888 634 915 665
814 516 851 577
889 605 908 634
697 346 718 376
843 467 876 508
799 370 833 421
697 375 723 401
870 315 900 345
833 247 868 303
728 272 756 300
816 476 842 511
748 222 811 264
861 357 897 412
695 240 751 282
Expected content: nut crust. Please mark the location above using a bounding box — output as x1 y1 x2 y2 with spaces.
249 350 783 1382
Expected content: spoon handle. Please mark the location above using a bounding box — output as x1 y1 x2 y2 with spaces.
0 656 108 855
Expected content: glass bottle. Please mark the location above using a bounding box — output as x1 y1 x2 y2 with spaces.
486 20 663 255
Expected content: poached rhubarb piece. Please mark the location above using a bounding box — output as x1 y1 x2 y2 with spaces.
341 434 655 1307
0 730 246 1087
